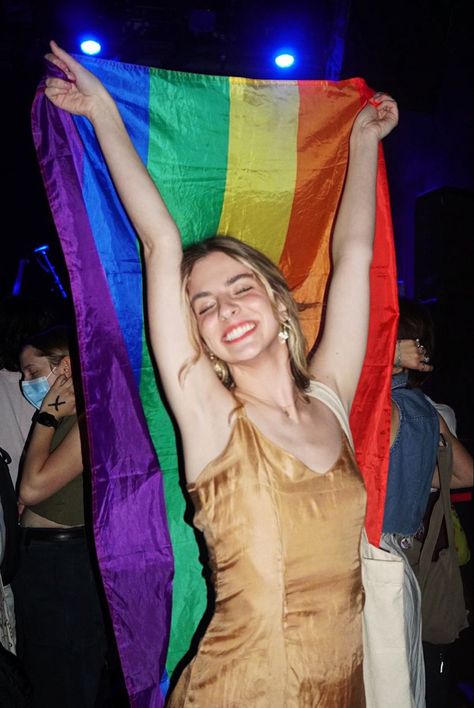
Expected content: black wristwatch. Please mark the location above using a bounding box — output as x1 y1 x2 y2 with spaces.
33 411 60 429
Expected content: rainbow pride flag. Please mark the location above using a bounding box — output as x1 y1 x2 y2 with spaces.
32 56 398 705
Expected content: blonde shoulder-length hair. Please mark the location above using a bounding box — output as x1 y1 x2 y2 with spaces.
180 235 311 392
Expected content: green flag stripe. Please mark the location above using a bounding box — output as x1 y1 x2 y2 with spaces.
141 69 230 674
148 68 230 244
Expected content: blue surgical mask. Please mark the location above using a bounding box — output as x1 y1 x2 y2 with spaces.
21 369 56 409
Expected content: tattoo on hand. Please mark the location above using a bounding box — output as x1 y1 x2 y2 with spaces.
48 396 66 412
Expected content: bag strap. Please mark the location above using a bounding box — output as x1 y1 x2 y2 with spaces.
417 435 454 586
307 381 354 449
0 501 15 653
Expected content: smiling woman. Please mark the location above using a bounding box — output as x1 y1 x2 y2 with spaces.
181 235 311 392
43 41 399 706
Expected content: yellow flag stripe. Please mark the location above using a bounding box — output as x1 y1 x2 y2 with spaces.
217 77 299 263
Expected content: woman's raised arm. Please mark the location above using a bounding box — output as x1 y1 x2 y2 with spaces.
44 42 219 416
309 94 398 411
45 41 180 259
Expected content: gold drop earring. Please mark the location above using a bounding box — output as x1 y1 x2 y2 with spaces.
278 321 290 343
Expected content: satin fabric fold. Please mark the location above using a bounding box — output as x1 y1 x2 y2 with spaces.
168 399 366 707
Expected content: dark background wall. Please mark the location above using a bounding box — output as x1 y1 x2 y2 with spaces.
342 0 474 447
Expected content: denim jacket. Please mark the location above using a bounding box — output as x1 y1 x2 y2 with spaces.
382 372 440 536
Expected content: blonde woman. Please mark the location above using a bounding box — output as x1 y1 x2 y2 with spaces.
44 41 398 706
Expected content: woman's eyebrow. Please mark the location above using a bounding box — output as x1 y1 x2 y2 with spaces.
225 272 254 286
190 290 212 306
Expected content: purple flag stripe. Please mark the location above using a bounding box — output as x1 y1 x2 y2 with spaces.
31 85 173 707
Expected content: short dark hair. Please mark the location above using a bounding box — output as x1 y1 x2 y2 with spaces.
21 326 73 368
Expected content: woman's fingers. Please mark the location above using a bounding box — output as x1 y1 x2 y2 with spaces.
49 373 73 392
44 41 111 118
45 77 72 92
398 338 434 372
419 361 434 372
49 40 81 76
44 45 77 82
376 98 399 126
355 91 398 139
414 340 433 370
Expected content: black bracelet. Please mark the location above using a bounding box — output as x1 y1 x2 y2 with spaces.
33 411 60 430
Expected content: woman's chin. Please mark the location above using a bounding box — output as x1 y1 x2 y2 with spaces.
221 341 284 368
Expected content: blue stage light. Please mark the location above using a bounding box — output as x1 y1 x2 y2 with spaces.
34 244 68 299
274 52 295 69
12 258 28 296
80 39 102 56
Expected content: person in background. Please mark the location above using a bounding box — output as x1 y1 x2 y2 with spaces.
0 296 58 489
0 295 61 658
387 298 473 708
14 326 113 708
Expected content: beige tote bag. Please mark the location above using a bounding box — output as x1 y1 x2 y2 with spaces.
309 381 418 708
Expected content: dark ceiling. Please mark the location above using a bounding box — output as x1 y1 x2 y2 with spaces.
1 0 472 301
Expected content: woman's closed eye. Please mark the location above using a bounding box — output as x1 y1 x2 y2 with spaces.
198 301 216 315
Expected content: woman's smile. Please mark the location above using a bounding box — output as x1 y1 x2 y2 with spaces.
222 321 257 343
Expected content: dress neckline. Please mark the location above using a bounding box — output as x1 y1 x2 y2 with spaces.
187 404 347 491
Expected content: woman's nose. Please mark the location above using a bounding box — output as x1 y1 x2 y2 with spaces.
218 298 238 321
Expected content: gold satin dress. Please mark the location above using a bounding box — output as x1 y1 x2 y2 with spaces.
168 398 367 707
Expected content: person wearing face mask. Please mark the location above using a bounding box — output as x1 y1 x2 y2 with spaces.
21 365 58 409
13 326 113 708
0 295 62 674
0 294 66 492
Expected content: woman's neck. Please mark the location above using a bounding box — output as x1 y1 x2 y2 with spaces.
230 352 302 418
